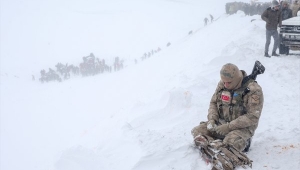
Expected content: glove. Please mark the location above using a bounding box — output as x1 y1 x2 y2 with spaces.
207 120 217 131
215 124 231 136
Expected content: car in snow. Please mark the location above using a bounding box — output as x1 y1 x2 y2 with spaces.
279 11 300 55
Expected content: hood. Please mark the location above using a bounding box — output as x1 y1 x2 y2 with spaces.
282 16 300 26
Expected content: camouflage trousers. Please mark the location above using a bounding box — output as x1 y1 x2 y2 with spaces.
191 121 252 151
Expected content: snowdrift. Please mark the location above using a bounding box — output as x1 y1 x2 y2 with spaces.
1 1 299 170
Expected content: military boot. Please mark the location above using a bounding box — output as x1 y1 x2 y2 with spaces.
272 51 280 56
243 138 252 152
264 52 271 57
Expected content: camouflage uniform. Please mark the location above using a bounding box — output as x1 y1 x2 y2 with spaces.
290 1 300 17
192 64 264 151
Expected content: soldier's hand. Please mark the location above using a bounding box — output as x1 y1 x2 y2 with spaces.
207 120 217 131
215 124 231 136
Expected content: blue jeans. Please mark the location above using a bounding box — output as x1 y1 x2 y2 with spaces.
265 29 279 53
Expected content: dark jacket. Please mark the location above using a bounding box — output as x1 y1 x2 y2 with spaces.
261 7 282 30
281 7 293 20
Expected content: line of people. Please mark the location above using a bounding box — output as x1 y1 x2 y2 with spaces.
37 53 124 83
140 42 172 62
36 40 176 83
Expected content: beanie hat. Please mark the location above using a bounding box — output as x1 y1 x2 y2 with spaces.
282 1 288 5
220 63 243 90
271 0 279 7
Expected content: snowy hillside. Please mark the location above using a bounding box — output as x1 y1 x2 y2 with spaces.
0 0 299 170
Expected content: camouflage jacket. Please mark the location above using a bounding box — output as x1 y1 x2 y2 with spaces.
290 3 300 17
207 71 264 135
261 7 282 30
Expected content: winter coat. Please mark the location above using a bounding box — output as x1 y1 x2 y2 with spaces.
282 7 293 20
261 7 282 30
290 2 300 17
207 71 264 136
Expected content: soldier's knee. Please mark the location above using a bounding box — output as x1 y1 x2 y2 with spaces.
223 135 246 151
232 138 246 151
191 126 200 138
191 122 207 138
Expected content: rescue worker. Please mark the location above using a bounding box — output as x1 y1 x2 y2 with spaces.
204 17 209 26
261 0 282 57
281 1 293 20
209 14 214 22
191 63 264 152
290 0 300 17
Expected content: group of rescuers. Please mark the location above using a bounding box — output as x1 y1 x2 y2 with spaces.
261 0 300 57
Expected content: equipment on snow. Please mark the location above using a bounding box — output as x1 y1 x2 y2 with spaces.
197 139 253 170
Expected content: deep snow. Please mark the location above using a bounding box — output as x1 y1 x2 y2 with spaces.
0 0 300 170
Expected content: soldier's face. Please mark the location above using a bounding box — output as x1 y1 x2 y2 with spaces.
223 81 232 89
221 75 235 90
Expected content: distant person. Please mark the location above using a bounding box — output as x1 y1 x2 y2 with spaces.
209 14 214 22
49 68 55 73
290 0 300 17
204 17 209 26
261 0 282 57
282 1 293 20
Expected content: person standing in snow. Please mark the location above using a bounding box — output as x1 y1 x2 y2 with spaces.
204 17 209 26
191 63 264 153
290 0 300 17
261 0 282 57
209 14 214 22
281 1 293 20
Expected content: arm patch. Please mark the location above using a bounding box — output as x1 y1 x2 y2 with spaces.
251 95 260 104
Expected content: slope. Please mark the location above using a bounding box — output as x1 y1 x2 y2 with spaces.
51 12 300 170
0 1 300 170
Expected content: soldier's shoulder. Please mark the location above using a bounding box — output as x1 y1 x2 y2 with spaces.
214 80 224 92
217 80 224 88
247 81 262 92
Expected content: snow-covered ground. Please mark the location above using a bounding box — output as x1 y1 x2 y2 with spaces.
1 0 299 170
